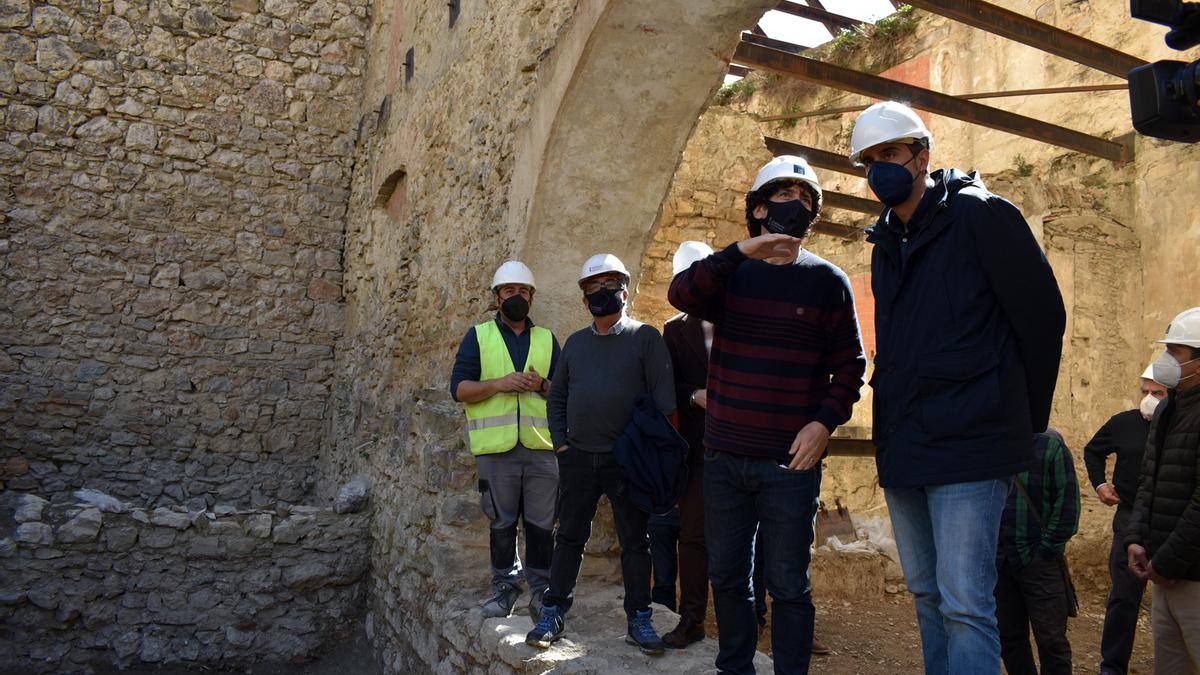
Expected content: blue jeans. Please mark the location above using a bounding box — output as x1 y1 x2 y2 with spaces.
705 449 819 674
885 478 1011 675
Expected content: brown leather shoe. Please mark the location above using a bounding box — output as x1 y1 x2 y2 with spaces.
662 617 705 649
811 634 831 655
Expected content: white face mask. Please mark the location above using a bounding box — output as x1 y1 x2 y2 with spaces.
1140 394 1161 420
1151 350 1200 389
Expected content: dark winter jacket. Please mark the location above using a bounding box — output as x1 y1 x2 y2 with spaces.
866 169 1066 488
1124 386 1200 581
613 393 691 514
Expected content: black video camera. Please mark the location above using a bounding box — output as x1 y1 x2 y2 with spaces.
1129 0 1200 142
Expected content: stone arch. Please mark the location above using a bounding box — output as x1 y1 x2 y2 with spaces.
511 0 777 332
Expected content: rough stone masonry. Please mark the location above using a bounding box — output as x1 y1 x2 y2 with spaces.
0 0 367 507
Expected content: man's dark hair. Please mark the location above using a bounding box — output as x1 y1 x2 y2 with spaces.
744 180 822 238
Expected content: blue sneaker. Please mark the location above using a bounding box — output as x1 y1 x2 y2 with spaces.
525 604 564 649
625 609 665 655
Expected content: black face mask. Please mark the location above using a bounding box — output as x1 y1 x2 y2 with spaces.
499 295 529 322
585 288 625 317
760 199 813 238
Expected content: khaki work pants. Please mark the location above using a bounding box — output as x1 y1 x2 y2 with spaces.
1152 579 1200 674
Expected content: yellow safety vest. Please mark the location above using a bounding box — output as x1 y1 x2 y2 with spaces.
463 320 554 454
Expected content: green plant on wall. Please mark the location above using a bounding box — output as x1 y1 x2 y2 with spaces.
873 4 916 40
1014 154 1034 177
714 78 757 106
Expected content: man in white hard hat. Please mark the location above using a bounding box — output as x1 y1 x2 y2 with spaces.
848 100 1066 674
1125 307 1200 674
526 253 676 655
669 156 866 674
450 261 561 621
1084 363 1168 675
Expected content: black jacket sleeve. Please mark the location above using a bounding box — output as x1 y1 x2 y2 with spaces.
972 194 1066 432
1083 414 1118 491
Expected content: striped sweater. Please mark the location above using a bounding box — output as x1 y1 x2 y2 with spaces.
667 243 866 462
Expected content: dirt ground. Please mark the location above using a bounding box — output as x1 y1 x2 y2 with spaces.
735 593 1156 674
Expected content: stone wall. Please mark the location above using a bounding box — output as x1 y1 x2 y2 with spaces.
0 0 368 507
0 488 371 673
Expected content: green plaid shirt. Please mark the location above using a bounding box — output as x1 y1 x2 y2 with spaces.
998 433 1081 566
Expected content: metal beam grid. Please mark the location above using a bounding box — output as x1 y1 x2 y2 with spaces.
905 0 1146 78
734 40 1131 162
764 137 859 176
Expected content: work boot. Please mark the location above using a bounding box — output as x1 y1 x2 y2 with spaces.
811 634 831 655
525 604 564 649
527 588 546 623
625 609 665 655
481 581 522 619
662 616 705 649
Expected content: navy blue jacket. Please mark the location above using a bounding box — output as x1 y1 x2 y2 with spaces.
613 393 690 514
867 169 1066 488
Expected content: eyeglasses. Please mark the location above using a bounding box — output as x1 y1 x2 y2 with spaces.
581 279 626 294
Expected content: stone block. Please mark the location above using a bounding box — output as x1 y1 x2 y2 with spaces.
57 507 102 543
0 0 29 27
105 526 138 552
15 521 52 546
126 122 159 151
150 508 191 530
14 493 48 522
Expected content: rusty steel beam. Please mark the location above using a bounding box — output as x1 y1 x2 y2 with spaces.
764 136 860 176
741 31 807 55
798 0 846 36
905 0 1146 78
758 83 1128 122
823 190 882 216
774 1 861 31
728 64 752 77
827 437 875 456
811 219 864 240
734 40 1130 162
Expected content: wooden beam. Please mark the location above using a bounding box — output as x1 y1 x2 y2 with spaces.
734 40 1131 162
774 1 861 31
905 0 1146 78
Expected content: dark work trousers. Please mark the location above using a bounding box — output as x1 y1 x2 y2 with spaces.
475 444 558 594
674 453 766 627
676 452 709 625
648 506 681 611
994 555 1073 675
1100 505 1147 675
544 446 652 619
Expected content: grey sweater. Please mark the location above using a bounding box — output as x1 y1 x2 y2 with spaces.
548 316 676 453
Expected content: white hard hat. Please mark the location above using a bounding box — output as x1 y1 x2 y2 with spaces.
491 260 536 291
750 155 822 199
1141 364 1157 380
578 253 630 285
672 241 714 277
848 101 934 167
1156 307 1200 348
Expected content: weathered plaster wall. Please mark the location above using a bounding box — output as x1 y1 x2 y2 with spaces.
639 1 1200 589
0 489 370 673
0 0 368 507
